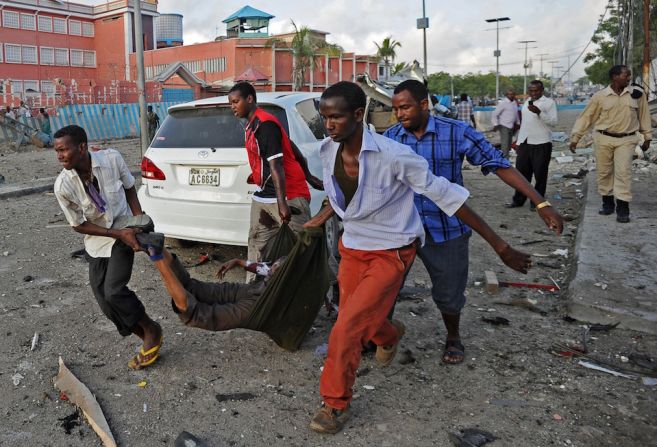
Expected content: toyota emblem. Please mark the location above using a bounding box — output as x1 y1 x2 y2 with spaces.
198 150 209 159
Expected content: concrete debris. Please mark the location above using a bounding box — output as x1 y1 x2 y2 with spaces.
578 360 634 379
53 357 117 447
30 332 39 351
12 373 24 386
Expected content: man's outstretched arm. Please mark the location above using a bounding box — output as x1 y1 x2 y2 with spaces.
495 167 563 235
151 249 189 312
454 203 532 274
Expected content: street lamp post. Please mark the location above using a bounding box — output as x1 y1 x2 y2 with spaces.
485 17 510 100
417 0 429 78
519 40 537 95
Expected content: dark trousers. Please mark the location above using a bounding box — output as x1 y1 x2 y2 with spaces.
168 254 263 332
512 141 553 206
86 241 145 336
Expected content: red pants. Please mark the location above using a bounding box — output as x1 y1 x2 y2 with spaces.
319 239 416 409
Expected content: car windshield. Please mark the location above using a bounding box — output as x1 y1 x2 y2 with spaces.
151 105 289 149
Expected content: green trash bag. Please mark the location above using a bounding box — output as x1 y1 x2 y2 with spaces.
246 225 329 351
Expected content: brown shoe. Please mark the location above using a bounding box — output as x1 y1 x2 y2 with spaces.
309 404 351 434
376 319 406 366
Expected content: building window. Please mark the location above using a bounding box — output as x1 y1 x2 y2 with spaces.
204 57 227 73
5 44 21 63
55 48 69 65
24 80 39 96
68 20 81 36
3 11 20 29
0 44 3 63
38 16 53 32
11 80 24 97
82 22 94 37
41 80 55 95
20 13 35 30
22 46 37 64
40 47 54 65
70 49 83 66
83 50 96 67
53 17 66 34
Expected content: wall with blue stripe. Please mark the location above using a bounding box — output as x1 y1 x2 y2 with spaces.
2 101 183 143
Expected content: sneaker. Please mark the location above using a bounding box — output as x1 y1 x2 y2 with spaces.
136 232 165 255
309 404 351 434
376 319 406 366
111 214 154 232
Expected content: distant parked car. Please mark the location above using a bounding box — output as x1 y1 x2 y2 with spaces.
137 92 340 255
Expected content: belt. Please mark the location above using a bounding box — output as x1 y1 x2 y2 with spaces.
389 238 419 251
597 130 636 138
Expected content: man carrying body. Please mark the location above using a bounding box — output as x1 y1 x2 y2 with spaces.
569 65 652 223
305 81 532 434
456 93 476 127
228 82 316 280
492 89 520 157
506 80 558 209
53 125 163 370
384 79 563 365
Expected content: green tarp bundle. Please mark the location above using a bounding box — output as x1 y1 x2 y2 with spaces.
245 225 329 351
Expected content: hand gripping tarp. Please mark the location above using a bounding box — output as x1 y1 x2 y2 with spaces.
246 224 329 351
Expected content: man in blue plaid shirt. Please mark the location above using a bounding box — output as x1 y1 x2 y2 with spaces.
384 80 563 365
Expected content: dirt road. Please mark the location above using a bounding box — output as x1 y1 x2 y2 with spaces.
0 110 655 446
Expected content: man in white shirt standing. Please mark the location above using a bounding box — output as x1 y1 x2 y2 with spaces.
492 89 520 157
506 80 558 210
53 125 163 370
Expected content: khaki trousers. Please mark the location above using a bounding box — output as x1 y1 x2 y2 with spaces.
593 132 638 202
246 196 310 282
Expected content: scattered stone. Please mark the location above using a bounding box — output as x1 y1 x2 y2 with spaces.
215 392 256 402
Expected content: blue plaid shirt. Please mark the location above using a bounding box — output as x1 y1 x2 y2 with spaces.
384 116 510 243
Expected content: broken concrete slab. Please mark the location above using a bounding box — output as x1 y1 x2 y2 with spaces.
567 175 657 335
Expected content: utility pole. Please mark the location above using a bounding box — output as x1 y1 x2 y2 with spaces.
485 17 511 100
548 61 559 97
519 40 537 95
417 0 429 78
134 0 148 156
536 52 549 78
642 0 651 90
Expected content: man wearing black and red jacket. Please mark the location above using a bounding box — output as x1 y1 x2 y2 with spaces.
228 81 320 281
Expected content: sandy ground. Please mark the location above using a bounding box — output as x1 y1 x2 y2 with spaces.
0 110 655 446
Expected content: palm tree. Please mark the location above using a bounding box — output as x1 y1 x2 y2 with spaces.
374 37 402 80
392 62 409 76
269 20 342 91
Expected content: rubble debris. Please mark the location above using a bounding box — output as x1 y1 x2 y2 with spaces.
628 353 657 372
398 349 416 365
448 428 497 446
588 322 619 332
59 409 82 435
11 373 24 386
363 385 375 390
30 332 39 351
642 377 657 386
563 168 589 179
578 360 634 379
485 270 559 293
314 343 328 358
551 249 568 258
555 156 574 164
215 392 256 402
174 431 206 447
22 275 34 282
53 357 117 447
481 316 510 326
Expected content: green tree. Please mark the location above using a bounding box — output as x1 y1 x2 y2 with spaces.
374 36 402 80
392 62 409 75
268 20 342 91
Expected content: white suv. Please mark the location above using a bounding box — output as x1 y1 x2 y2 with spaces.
137 92 338 251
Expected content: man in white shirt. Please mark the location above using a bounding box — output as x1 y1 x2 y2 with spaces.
506 80 558 210
53 125 163 370
492 89 520 157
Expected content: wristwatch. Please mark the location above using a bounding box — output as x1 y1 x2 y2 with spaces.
536 201 552 210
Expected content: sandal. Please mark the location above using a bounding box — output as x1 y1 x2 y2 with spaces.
128 336 163 370
442 339 465 365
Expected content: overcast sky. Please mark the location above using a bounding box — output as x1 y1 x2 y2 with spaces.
89 0 609 79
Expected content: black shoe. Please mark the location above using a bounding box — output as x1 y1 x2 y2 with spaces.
136 232 165 254
505 202 523 209
598 195 615 215
111 214 154 232
615 199 630 223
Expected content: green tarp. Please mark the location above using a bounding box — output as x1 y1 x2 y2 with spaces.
245 225 329 351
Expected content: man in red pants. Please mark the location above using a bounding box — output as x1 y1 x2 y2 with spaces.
305 82 532 434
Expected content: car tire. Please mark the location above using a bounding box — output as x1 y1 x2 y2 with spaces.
324 214 341 258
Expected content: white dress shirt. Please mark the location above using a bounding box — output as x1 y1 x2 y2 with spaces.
320 129 470 251
516 95 558 145
492 97 520 129
54 149 135 258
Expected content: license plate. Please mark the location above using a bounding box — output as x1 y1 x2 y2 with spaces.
189 168 219 186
